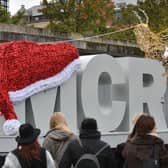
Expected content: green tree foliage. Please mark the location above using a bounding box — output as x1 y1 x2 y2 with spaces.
0 6 25 24
117 4 139 26
41 0 114 33
105 26 136 42
109 4 139 42
0 6 10 23
112 0 168 41
137 0 168 32
11 11 25 25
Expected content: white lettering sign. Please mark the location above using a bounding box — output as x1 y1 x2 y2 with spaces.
0 54 167 135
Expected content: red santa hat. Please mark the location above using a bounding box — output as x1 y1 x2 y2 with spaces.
0 41 80 135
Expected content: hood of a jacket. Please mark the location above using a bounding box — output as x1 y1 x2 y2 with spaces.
44 128 73 141
131 134 164 145
128 135 164 160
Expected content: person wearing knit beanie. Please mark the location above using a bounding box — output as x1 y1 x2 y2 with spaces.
81 118 98 130
59 118 114 168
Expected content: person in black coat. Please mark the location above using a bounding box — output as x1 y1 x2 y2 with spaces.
59 118 115 168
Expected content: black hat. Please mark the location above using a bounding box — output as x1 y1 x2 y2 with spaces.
81 118 97 130
16 123 40 145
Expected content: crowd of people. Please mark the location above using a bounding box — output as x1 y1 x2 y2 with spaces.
2 112 168 168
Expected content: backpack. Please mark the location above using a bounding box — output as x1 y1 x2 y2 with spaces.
141 144 160 168
123 144 160 168
74 142 109 168
12 147 47 168
55 134 76 167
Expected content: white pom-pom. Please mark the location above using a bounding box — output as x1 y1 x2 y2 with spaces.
3 119 21 136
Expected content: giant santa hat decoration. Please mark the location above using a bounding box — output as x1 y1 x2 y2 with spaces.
0 40 80 135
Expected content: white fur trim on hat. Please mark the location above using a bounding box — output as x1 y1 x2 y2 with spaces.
3 119 21 136
9 59 80 103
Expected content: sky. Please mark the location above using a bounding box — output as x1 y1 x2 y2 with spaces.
9 0 42 15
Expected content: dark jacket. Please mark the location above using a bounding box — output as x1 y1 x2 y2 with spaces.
123 134 168 168
59 129 114 168
115 142 126 168
0 155 6 167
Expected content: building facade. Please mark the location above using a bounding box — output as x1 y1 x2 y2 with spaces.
0 0 9 10
113 0 136 5
19 5 49 28
113 0 145 7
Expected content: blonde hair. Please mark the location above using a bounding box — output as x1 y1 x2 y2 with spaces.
49 112 72 133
